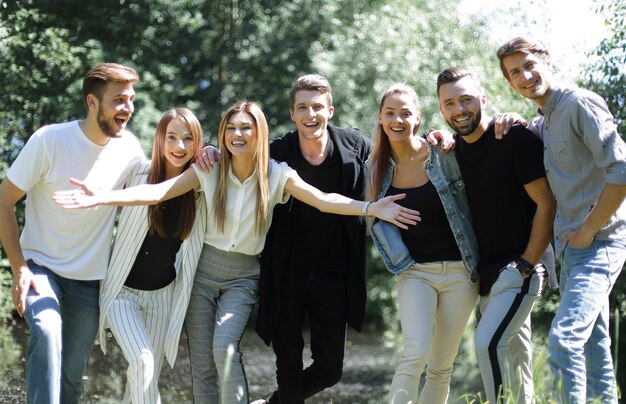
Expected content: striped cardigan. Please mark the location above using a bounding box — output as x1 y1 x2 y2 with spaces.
98 161 207 367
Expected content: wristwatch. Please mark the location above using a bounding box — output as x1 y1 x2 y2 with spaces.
515 258 535 279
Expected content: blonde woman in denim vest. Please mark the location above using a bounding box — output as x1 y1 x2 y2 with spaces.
366 83 479 404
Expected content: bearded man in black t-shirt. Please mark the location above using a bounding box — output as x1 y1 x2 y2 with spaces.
436 67 556 403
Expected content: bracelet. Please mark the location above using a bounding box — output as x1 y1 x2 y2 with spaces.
362 201 373 217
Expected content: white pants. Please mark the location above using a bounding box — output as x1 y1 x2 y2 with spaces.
389 261 478 404
107 283 174 404
475 264 546 403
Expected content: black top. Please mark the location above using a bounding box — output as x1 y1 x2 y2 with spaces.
292 139 348 275
124 197 184 291
386 182 461 263
455 123 545 295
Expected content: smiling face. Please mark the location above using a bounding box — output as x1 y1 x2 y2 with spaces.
163 118 195 176
224 112 257 158
92 81 135 138
502 51 554 108
290 90 334 141
438 76 487 141
378 92 421 144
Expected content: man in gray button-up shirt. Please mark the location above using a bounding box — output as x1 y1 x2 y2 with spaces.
497 37 626 403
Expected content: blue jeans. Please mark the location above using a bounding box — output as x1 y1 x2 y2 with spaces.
547 240 626 403
23 260 100 404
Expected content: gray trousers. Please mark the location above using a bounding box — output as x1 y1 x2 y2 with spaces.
185 243 260 403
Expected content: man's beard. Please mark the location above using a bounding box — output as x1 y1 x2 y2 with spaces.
448 109 481 137
97 107 122 138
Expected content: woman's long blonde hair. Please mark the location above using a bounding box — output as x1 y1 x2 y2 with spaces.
365 83 421 202
213 101 270 236
148 107 203 239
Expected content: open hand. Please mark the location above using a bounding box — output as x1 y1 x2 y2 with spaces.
369 193 420 229
12 264 41 317
494 113 528 139
195 145 222 173
52 178 99 209
425 129 455 152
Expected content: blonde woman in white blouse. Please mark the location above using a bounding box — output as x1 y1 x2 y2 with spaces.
54 100 419 402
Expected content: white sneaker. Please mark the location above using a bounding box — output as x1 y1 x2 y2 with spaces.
250 400 268 404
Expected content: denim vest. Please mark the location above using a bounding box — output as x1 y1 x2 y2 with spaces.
369 143 479 281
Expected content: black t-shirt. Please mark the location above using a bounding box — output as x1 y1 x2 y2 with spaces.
386 182 461 263
455 123 545 296
292 139 349 274
124 196 184 290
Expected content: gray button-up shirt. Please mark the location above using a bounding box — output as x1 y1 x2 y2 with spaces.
533 86 626 255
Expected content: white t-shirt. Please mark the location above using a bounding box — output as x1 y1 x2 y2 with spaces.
7 121 145 280
193 159 293 255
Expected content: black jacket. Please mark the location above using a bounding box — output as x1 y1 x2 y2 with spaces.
255 124 372 345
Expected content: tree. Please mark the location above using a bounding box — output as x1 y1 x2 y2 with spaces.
583 0 625 134
0 7 101 171
313 0 535 134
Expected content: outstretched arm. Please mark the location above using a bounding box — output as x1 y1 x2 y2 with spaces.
520 177 556 264
283 171 420 229
53 166 200 208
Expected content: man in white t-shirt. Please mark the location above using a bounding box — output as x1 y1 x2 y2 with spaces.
0 63 145 404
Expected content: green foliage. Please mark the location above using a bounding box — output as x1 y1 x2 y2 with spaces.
364 239 399 332
313 0 535 136
583 0 626 134
5 0 385 142
0 7 101 160
0 267 12 322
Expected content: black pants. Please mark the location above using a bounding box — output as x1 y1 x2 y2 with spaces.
269 273 348 404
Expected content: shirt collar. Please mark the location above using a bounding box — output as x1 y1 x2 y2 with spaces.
227 164 257 185
540 86 564 116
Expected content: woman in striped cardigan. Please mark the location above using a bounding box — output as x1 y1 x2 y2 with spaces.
98 108 205 404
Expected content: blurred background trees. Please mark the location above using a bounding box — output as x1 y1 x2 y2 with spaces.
1 0 624 398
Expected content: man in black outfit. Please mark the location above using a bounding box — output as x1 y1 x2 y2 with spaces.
254 74 371 403
436 67 556 403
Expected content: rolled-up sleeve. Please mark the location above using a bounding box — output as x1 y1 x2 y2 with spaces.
578 95 626 184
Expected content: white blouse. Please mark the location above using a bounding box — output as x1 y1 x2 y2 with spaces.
192 159 293 255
